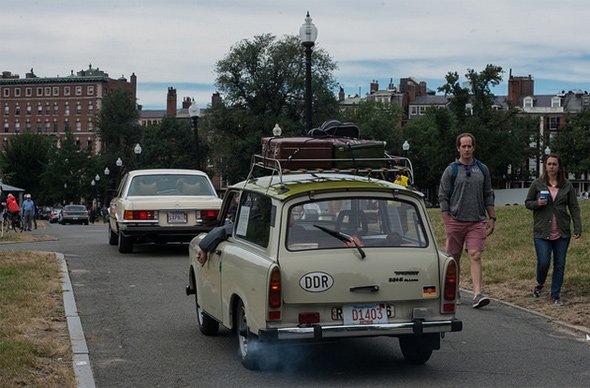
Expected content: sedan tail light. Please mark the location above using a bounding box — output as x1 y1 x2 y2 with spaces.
124 210 158 221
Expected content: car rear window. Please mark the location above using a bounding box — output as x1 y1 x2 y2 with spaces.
127 174 216 196
286 197 428 251
65 205 86 212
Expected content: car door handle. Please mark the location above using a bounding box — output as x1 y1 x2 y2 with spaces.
349 285 379 293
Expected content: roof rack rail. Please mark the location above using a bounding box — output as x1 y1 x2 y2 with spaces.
246 153 414 186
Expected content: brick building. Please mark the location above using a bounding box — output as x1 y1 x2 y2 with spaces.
0 65 136 154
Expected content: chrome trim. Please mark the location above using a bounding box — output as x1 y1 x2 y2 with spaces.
259 319 461 341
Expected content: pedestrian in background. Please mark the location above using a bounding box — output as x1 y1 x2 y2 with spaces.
22 194 36 231
525 153 581 305
438 132 496 309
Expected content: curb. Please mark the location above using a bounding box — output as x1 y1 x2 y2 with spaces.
461 288 590 337
58 253 97 388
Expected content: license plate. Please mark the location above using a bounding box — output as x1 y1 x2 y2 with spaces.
342 304 388 325
72 217 78 220
167 211 187 224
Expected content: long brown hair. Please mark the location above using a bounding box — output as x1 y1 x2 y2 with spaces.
542 153 566 187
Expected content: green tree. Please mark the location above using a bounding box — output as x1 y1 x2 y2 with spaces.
206 33 340 182
39 130 97 206
140 118 197 169
552 108 590 176
0 133 51 200
340 100 404 151
97 89 142 170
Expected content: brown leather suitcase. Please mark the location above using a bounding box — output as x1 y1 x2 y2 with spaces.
261 137 333 170
332 138 386 169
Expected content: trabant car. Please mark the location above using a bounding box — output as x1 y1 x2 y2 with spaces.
108 169 221 253
186 156 461 370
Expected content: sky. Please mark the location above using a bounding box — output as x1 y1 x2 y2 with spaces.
3 0 590 110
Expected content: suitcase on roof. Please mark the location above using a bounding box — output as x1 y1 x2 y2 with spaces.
332 138 386 169
261 137 333 170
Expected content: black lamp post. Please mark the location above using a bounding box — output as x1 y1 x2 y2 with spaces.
402 140 410 158
116 157 123 190
188 101 201 170
104 167 110 206
299 11 318 134
134 143 142 168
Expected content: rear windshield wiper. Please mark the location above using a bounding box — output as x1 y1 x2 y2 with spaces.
313 224 366 259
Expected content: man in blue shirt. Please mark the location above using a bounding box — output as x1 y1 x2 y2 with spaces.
22 194 36 231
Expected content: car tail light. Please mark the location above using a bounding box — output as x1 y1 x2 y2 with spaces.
124 210 157 221
267 267 281 321
442 260 457 313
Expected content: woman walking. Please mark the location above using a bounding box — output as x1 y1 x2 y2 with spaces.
525 154 582 305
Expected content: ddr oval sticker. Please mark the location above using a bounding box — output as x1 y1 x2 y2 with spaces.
299 272 334 292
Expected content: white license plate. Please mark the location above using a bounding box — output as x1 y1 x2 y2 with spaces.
342 304 388 325
167 211 187 224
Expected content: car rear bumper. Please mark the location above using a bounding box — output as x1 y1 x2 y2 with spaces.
120 225 214 237
258 318 462 341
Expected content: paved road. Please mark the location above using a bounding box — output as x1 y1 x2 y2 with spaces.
3 222 589 387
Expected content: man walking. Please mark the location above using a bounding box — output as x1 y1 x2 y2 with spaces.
438 133 496 308
22 194 36 232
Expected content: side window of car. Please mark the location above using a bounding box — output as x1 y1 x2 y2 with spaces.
235 191 272 248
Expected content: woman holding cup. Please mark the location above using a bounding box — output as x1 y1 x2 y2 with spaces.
525 154 582 305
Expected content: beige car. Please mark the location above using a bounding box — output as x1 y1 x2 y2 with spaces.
186 161 462 370
108 169 221 253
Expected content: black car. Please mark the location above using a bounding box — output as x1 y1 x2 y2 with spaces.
60 205 89 225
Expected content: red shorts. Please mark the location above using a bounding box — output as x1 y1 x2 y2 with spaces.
444 217 486 255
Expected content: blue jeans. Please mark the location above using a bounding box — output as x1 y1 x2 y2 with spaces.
533 237 570 300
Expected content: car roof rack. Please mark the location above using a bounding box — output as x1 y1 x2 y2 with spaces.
245 153 414 187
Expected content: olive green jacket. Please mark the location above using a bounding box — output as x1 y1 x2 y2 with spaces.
525 178 582 239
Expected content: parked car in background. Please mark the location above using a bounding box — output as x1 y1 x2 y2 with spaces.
108 169 222 253
49 208 63 223
60 205 89 225
186 151 462 370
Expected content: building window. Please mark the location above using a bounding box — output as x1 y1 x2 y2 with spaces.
88 118 93 131
44 87 51 96
64 102 70 116
88 86 94 95
15 104 20 115
25 87 32 97
419 106 427 115
88 102 94 113
76 119 81 131
551 97 561 108
64 119 70 131
583 97 590 107
523 97 533 108
36 87 43 96
15 121 20 133
53 121 58 133
410 106 418 116
87 139 92 150
549 117 559 130
14 88 21 97
75 86 82 96
25 120 31 131
64 86 71 96
75 138 80 147
46 121 51 133
76 102 82 115
3 104 9 115
45 103 50 115
2 88 9 97
54 102 59 115
3 121 8 133
37 103 42 114
53 86 59 96
26 104 32 115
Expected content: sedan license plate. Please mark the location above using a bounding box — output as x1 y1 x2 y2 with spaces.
342 304 388 325
167 211 187 224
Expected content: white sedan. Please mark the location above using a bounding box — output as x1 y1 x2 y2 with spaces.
108 169 222 253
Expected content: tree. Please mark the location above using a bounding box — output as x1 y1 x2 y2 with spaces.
96 88 142 170
552 109 590 176
0 133 51 200
206 33 340 182
140 118 197 169
340 100 404 151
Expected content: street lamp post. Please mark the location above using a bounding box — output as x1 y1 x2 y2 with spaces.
116 157 123 190
188 101 201 170
540 146 551 176
90 179 96 210
299 11 318 134
104 167 110 208
402 140 410 158
63 183 67 205
134 143 142 168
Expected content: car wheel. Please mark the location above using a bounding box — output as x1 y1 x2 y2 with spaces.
108 223 118 246
195 283 219 336
236 299 261 370
399 335 434 365
118 232 133 254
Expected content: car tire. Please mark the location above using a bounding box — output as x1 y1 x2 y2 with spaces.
236 299 261 370
118 232 133 254
399 335 435 365
108 223 118 246
195 284 219 336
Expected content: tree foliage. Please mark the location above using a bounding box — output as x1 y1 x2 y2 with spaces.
553 109 590 175
0 133 51 199
140 118 197 169
206 33 340 183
